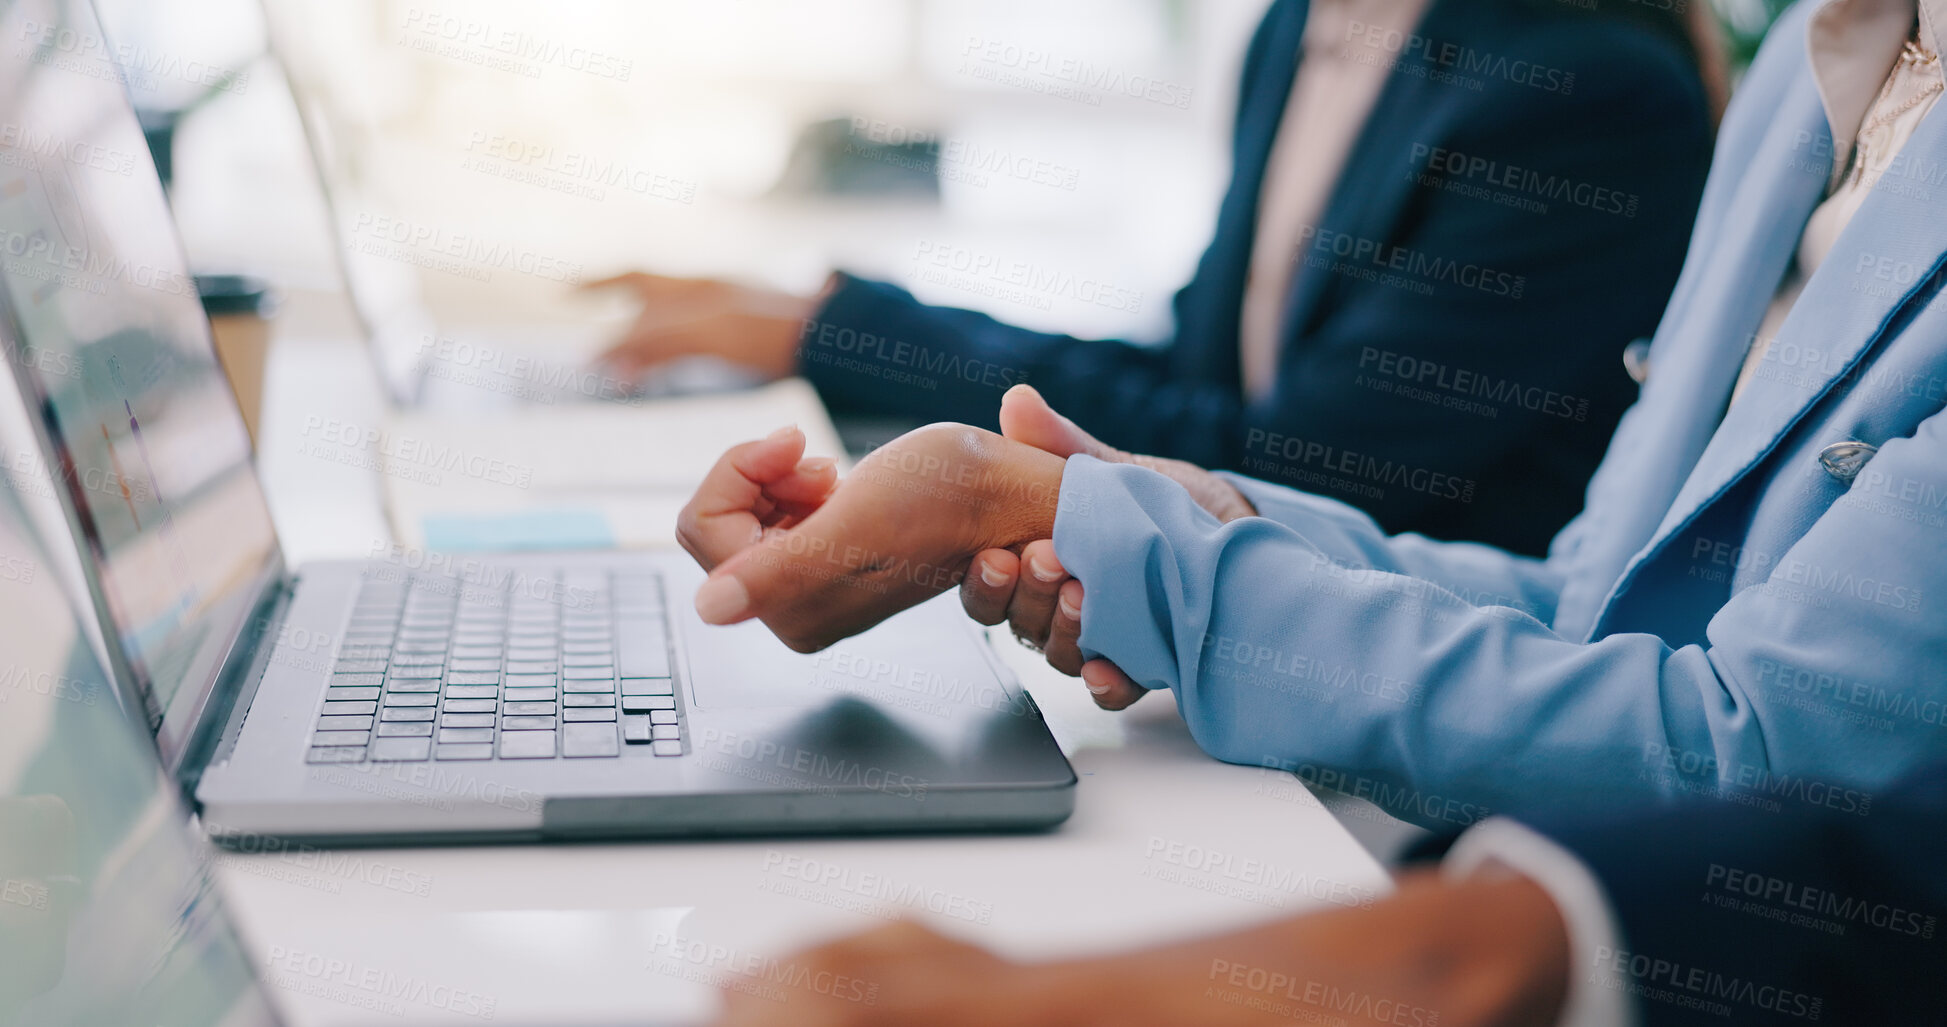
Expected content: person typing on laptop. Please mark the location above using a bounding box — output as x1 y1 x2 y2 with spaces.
594 0 1721 557
676 0 1947 843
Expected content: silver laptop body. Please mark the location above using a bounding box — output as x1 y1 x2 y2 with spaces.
0 0 1073 846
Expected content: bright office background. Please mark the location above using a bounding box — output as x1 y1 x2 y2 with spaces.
95 0 1795 350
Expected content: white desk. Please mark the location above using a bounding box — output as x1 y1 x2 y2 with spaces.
217 306 1394 1027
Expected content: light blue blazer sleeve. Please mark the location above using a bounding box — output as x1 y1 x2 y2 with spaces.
1056 436 1940 827
1215 471 1565 620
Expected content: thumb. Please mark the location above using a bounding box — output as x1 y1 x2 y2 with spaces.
694 566 756 626
692 519 830 630
998 384 1114 460
691 522 861 653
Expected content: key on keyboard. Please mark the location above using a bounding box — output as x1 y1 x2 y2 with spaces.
304 569 686 766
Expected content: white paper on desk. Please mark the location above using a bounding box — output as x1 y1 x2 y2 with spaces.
380 378 848 551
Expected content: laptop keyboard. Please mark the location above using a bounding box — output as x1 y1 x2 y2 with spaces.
305 569 685 764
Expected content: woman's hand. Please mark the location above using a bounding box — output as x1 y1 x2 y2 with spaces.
675 424 840 573
959 385 1254 708
586 272 817 383
988 384 1255 524
678 422 1068 653
707 870 1571 1027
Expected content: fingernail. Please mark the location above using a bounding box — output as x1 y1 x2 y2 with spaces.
694 576 750 624
979 562 1009 588
1028 555 1063 583
1085 679 1111 695
1058 592 1081 619
800 456 836 475
766 424 800 442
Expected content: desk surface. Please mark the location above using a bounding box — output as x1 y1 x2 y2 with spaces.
220 306 1393 1027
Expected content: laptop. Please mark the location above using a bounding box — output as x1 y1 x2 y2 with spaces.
0 0 1074 846
241 19 838 551
260 0 746 414
0 463 286 1027
0 463 672 1026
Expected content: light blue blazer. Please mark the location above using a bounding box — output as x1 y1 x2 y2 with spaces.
1054 1 1947 828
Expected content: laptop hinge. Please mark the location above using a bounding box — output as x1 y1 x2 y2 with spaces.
174 573 297 806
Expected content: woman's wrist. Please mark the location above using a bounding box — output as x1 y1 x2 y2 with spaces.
977 438 1068 553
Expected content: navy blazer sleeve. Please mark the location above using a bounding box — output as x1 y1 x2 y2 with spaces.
796 0 1299 435
797 3 1711 555
1520 770 1947 1026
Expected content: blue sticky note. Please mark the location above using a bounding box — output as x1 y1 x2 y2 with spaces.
421 509 615 552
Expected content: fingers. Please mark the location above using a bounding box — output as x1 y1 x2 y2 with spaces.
595 321 711 378
995 386 1259 524
676 427 823 569
690 509 880 648
764 457 839 523
1042 579 1085 676
998 384 1113 460
696 515 900 649
593 331 674 383
967 544 1083 677
1006 540 1066 648
1081 658 1145 710
580 271 649 292
692 421 1064 653
817 920 943 958
581 270 707 297
588 274 730 376
960 549 1020 625
971 551 1085 678
592 338 646 381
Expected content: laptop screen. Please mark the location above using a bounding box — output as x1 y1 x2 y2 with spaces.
0 409 282 1026
0 0 282 762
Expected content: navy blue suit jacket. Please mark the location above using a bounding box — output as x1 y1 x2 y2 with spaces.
1515 766 1947 1025
800 0 1712 554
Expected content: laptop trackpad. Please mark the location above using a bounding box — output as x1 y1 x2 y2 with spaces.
677 594 1014 711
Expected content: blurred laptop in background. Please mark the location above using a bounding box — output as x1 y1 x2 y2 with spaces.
260 27 848 551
